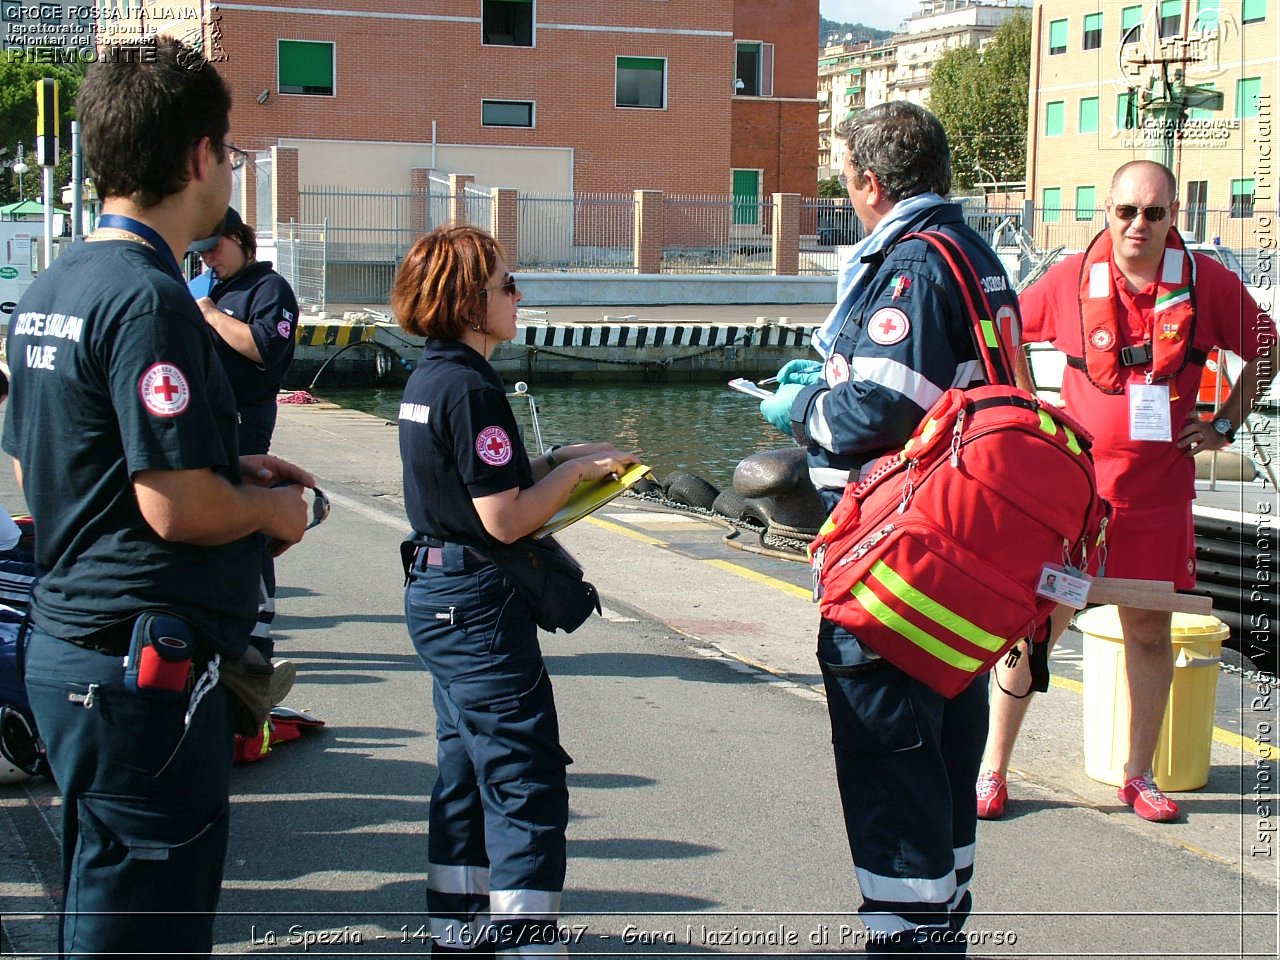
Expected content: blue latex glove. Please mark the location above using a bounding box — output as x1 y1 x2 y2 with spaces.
760 382 804 435
777 358 824 386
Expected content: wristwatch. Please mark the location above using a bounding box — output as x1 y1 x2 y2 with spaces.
1210 416 1236 442
542 444 563 470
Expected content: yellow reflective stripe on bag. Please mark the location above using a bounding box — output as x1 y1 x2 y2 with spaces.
851 581 984 673
870 560 1007 652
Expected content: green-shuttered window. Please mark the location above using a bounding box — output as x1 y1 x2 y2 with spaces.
1195 0 1221 29
1075 186 1096 221
1117 91 1138 130
616 57 666 109
1231 179 1255 218
1237 77 1261 119
1043 188 1062 224
1189 84 1217 120
278 40 334 96
1048 18 1068 54
1045 100 1065 137
1082 12 1102 50
1160 0 1180 37
1121 5 1143 41
1243 0 1266 24
1079 97 1099 134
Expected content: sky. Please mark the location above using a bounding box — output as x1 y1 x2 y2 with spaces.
819 0 921 33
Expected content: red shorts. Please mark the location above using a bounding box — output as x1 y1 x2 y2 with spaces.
1101 500 1196 590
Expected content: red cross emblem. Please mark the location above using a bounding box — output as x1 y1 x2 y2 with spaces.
867 307 910 346
139 363 190 418
475 426 513 466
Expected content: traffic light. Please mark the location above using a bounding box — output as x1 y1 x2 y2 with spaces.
36 78 59 168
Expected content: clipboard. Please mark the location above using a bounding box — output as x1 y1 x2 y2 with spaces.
534 463 652 538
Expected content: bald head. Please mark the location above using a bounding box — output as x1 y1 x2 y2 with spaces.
1110 160 1177 205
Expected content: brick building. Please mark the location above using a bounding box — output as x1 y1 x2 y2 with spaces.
128 0 816 209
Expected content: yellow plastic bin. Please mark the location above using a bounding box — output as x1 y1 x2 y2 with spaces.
1077 605 1228 791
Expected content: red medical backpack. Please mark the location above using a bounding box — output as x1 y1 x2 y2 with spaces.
809 231 1110 698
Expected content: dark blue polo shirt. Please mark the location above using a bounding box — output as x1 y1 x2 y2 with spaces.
1 239 259 656
399 339 533 546
206 260 298 406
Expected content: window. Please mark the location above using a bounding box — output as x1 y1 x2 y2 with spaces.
1244 0 1266 24
1075 186 1096 221
1185 180 1208 241
1043 188 1062 225
1159 0 1180 38
1189 84 1217 120
278 40 334 96
1117 91 1138 130
1078 96 1099 134
1048 18 1067 54
1044 100 1064 137
1195 0 1220 29
1082 12 1102 50
1120 5 1143 42
483 0 533 47
482 99 534 127
616 57 665 109
735 42 774 97
1237 77 1261 119
1231 179 1255 219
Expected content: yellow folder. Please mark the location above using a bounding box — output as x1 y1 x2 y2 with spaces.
534 463 652 539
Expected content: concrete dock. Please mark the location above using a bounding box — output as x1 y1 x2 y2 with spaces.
0 400 1277 958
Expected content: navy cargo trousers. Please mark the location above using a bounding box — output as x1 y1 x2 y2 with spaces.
22 626 234 956
406 542 571 957
817 619 988 956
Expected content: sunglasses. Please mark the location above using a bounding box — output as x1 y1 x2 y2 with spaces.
1112 204 1168 223
483 275 518 297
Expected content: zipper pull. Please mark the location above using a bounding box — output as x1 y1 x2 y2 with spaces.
949 408 966 467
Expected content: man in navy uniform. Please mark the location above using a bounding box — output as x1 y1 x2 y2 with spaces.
3 38 314 955
761 101 1021 953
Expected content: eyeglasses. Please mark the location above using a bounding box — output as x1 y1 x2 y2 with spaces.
482 275 518 297
1112 204 1168 223
307 487 330 530
213 141 250 172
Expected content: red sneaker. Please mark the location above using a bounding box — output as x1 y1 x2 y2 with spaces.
976 771 1008 820
1118 773 1180 822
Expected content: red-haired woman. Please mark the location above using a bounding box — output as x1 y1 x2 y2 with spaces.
393 225 635 955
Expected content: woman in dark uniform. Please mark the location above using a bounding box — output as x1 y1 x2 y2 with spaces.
393 225 636 956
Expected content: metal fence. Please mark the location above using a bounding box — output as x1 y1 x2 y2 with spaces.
661 194 775 274
519 193 634 271
254 152 273 242
275 221 328 312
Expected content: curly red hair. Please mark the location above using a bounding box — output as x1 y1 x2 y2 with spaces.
391 224 505 340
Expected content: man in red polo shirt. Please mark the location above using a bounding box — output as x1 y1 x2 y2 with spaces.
976 160 1275 822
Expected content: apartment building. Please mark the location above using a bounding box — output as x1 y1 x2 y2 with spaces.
1027 0 1275 249
818 0 1029 175
112 0 815 209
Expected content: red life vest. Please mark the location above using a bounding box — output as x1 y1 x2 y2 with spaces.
1075 227 1199 395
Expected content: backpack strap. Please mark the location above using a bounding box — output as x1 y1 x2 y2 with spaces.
902 229 1020 388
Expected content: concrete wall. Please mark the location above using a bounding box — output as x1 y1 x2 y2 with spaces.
513 272 835 305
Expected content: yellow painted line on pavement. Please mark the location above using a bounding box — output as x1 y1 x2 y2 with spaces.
704 558 812 600
1050 676 1084 694
584 515 667 547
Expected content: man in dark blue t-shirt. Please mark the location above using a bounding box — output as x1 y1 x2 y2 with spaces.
1 39 315 956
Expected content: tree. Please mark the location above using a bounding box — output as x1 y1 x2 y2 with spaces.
929 12 1030 192
0 57 87 207
817 175 846 199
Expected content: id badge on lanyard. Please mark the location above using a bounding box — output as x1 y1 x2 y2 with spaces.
1127 375 1171 442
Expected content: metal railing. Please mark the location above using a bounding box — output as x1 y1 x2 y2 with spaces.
519 193 634 271
661 194 775 274
276 220 327 312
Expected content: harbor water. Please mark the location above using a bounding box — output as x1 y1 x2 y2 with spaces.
322 381 784 491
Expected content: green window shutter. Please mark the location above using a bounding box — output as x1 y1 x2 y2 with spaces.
1237 77 1261 119
1121 5 1142 33
1189 85 1216 120
1045 100 1064 137
1117 91 1137 130
1048 19 1068 52
1161 0 1180 16
279 40 333 94
1078 97 1099 134
1043 187 1061 224
1084 13 1102 31
618 57 663 72
1243 0 1266 22
1075 185 1096 220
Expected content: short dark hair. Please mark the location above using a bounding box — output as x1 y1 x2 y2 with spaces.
392 225 504 340
225 221 257 261
836 101 952 201
79 38 232 208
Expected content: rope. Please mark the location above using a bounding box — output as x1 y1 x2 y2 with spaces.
520 328 758 369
